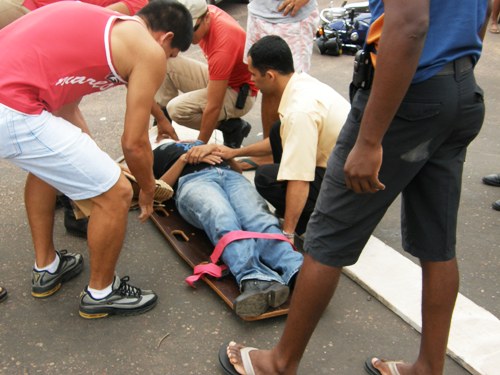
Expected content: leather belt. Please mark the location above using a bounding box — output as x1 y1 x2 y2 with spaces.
436 55 474 76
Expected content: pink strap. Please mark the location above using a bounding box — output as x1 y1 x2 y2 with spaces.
185 230 296 287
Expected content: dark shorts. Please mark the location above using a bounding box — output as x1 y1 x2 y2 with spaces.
304 59 485 267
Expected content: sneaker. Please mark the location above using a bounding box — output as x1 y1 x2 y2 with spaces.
0 286 7 303
218 118 251 149
32 250 84 298
79 275 158 319
234 279 289 318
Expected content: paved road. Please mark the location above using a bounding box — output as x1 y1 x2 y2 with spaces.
0 1 498 374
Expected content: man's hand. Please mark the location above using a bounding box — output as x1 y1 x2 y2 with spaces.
344 141 386 194
156 119 179 142
212 145 238 160
185 144 218 164
278 0 309 17
137 188 154 222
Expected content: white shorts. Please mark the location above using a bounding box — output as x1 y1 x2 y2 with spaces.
0 103 121 200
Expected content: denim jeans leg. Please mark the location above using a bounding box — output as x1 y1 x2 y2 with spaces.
224 171 304 284
175 169 285 286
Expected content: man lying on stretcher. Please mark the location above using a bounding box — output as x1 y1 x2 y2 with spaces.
150 139 304 318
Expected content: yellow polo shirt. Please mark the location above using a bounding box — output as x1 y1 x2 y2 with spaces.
277 73 350 182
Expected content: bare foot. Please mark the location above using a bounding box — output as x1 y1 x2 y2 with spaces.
369 357 412 375
490 23 500 33
226 342 249 374
226 342 283 375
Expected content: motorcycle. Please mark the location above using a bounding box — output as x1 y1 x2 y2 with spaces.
316 1 371 56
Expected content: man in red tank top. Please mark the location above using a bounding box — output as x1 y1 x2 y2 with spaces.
0 0 193 318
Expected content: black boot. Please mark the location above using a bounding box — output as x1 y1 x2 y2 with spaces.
218 118 251 149
59 195 88 238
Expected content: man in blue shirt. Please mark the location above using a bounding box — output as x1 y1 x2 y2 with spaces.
219 1 489 374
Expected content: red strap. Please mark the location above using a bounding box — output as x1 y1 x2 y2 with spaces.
185 230 296 287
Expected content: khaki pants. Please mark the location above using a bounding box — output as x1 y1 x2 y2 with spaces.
155 55 256 130
0 0 29 29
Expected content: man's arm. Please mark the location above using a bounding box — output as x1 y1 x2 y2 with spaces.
210 138 273 163
344 0 430 194
112 21 166 221
160 155 188 188
151 101 179 141
197 79 228 143
283 180 309 236
479 0 492 41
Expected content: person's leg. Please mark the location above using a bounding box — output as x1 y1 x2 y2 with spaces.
155 56 208 109
176 170 276 285
24 173 58 268
278 8 320 73
370 258 459 375
417 259 459 374
226 254 341 374
86 174 132 289
254 164 286 215
225 171 303 283
373 65 484 374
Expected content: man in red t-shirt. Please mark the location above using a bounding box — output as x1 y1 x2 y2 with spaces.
153 0 258 149
0 0 193 318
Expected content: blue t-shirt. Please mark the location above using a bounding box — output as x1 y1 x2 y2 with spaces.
368 0 488 83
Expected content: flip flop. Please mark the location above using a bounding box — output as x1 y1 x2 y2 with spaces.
219 342 258 375
237 158 259 172
490 26 500 34
364 357 403 375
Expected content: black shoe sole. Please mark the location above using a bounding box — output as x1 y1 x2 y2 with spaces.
79 295 158 319
32 258 84 298
234 283 289 318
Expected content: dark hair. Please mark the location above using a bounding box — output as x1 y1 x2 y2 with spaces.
248 35 295 76
138 0 193 51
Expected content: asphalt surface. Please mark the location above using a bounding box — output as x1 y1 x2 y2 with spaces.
0 1 498 374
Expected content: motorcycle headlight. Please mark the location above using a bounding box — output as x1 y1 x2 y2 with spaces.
351 31 359 41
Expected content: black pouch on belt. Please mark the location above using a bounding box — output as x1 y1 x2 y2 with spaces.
235 83 250 109
350 49 374 102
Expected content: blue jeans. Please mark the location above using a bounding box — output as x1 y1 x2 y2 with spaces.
176 167 303 287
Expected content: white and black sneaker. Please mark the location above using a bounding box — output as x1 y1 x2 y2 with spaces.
31 250 84 298
79 275 157 319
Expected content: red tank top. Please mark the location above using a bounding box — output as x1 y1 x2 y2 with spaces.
0 2 131 114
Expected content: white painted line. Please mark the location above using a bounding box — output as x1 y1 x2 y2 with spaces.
344 236 500 375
